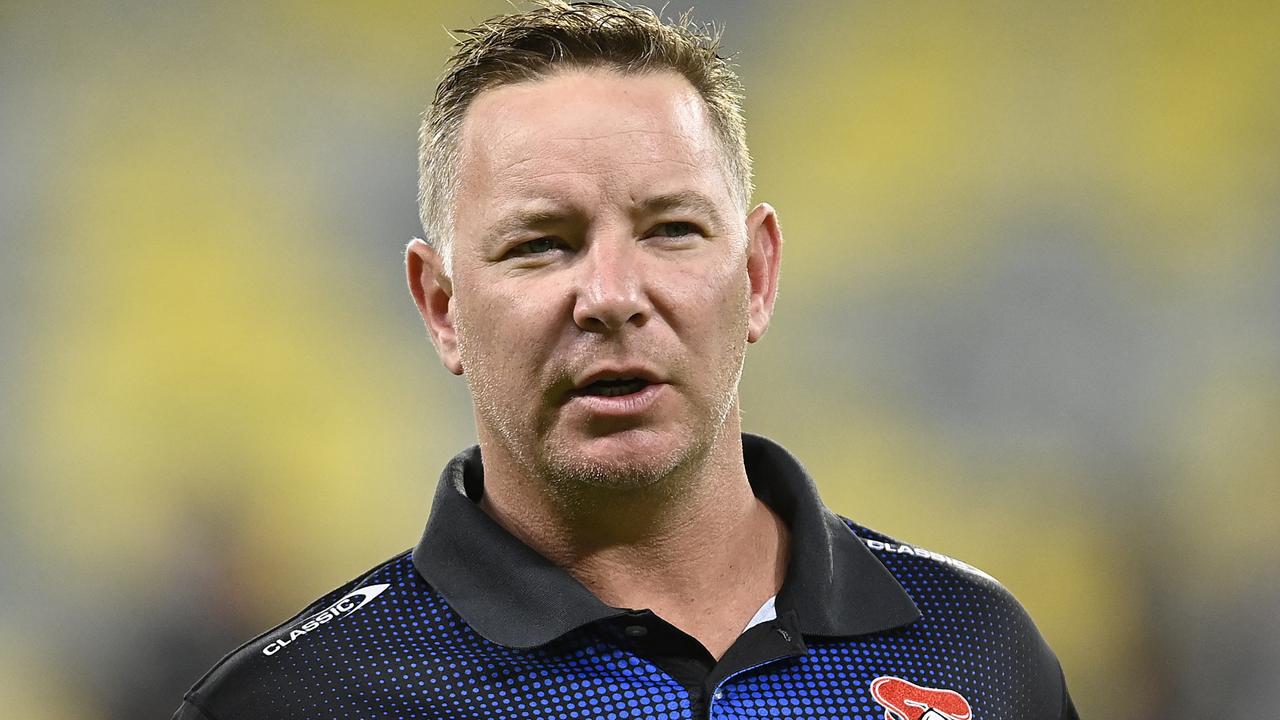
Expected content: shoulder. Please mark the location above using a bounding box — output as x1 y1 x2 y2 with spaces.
842 516 1043 637
840 518 1076 719
174 549 437 720
845 519 1004 590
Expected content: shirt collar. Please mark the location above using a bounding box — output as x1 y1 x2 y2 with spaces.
412 433 920 649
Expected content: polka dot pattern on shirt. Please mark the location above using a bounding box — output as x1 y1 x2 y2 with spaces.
196 518 1058 719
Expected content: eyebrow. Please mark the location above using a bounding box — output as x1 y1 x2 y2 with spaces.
485 190 728 242
487 207 570 241
634 190 726 228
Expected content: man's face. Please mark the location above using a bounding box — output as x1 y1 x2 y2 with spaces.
409 68 781 491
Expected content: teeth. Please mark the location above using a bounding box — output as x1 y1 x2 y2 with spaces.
584 378 647 397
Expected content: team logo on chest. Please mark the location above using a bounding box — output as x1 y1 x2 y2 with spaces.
869 676 973 720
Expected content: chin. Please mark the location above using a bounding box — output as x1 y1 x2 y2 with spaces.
542 427 693 491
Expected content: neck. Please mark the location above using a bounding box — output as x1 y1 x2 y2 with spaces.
477 422 790 659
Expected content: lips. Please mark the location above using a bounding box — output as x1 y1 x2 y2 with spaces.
575 377 651 397
570 367 663 398
570 363 670 415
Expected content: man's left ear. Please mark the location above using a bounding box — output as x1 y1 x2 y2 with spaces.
744 203 783 343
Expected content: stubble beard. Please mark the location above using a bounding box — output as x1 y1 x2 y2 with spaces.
455 288 751 509
460 343 747 509
527 369 742 512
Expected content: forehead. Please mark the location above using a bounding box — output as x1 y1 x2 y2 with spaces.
454 68 732 232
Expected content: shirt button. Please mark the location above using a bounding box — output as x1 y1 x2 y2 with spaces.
624 625 648 638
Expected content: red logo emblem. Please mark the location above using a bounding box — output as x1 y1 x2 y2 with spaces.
869 676 973 720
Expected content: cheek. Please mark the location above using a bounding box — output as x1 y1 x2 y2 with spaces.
673 255 751 336
648 256 751 399
454 286 553 377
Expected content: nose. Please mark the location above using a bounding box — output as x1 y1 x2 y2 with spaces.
572 237 652 334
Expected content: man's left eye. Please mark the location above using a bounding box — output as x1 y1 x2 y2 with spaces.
649 222 700 238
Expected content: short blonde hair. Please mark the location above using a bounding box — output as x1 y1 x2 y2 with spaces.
417 0 753 272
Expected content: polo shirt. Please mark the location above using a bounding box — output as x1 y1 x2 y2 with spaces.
174 433 1079 719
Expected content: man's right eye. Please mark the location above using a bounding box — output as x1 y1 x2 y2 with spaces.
509 237 560 257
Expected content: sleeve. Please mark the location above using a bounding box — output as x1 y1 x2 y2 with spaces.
1060 666 1081 719
172 698 218 720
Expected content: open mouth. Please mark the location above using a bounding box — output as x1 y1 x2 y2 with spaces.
573 377 652 398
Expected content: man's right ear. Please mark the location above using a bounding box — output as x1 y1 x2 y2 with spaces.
405 238 463 375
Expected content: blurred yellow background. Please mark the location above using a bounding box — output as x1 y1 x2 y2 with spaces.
3 1 1278 717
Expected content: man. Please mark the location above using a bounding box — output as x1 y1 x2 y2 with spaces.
175 2 1078 718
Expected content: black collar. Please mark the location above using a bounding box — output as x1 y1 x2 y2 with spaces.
412 433 920 649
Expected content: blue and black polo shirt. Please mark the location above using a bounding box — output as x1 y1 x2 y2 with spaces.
174 433 1079 719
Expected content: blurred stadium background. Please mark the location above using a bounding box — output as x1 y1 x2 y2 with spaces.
3 1 1279 717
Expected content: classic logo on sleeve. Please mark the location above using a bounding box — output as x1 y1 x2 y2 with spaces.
869 676 973 720
861 538 997 583
262 583 391 656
